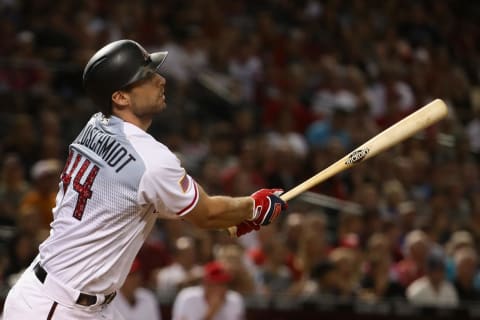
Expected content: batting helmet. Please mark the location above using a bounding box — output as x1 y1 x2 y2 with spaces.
83 39 168 116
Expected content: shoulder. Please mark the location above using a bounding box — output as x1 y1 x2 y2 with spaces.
175 286 204 301
407 277 429 294
409 276 429 287
123 123 181 171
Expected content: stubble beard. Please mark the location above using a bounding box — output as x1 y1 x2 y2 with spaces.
132 99 165 119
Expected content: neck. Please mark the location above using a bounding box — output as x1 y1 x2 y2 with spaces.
113 111 152 131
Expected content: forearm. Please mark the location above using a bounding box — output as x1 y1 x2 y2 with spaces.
183 185 254 229
205 195 254 228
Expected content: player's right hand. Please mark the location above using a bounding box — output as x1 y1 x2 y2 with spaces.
249 188 288 226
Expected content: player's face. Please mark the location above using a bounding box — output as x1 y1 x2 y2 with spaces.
127 71 167 117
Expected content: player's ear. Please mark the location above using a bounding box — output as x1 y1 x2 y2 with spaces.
112 90 130 108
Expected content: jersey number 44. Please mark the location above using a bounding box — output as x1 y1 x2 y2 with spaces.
60 150 100 221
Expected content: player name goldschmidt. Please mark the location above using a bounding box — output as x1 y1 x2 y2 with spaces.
76 123 136 173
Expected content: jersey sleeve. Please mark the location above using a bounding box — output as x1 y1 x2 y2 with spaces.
137 149 199 218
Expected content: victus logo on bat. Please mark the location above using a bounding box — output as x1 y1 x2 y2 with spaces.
345 148 370 165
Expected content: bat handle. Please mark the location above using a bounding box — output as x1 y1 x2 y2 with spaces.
226 193 291 237
227 226 237 237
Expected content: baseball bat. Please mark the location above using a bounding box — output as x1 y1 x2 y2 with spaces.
228 98 448 237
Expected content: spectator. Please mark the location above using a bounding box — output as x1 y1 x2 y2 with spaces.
353 183 383 239
265 108 309 160
282 212 303 254
262 137 305 191
135 231 172 288
310 62 357 119
453 247 480 303
328 247 360 298
214 244 256 296
253 238 293 297
379 179 407 220
302 260 341 297
337 211 364 246
18 159 61 229
113 259 162 320
204 122 238 173
305 108 352 151
367 63 415 128
195 158 224 195
0 154 29 226
228 37 263 104
394 229 430 288
295 213 330 280
4 233 37 284
262 91 313 134
172 261 245 320
2 114 39 169
445 230 475 281
406 248 459 308
221 139 266 196
178 117 208 175
156 236 204 299
359 233 405 302
158 26 209 87
397 201 418 235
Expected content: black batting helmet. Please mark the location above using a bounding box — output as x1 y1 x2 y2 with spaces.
83 39 168 116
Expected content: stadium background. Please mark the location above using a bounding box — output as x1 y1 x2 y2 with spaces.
1 0 480 319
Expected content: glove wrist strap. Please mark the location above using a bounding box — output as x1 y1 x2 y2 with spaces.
248 197 258 221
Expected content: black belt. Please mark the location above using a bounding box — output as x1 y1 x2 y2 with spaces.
34 263 116 306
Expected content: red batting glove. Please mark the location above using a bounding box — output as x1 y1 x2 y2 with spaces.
249 188 288 226
235 220 260 237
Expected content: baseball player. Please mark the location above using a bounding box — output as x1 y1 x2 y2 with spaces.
2 39 287 319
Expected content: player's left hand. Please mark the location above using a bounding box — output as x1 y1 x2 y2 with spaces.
249 188 288 226
234 220 260 237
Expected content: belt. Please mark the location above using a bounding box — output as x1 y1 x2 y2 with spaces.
34 263 116 306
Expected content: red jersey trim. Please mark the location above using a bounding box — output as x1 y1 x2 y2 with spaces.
176 180 199 216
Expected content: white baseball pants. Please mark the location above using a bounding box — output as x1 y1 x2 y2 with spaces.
2 261 124 320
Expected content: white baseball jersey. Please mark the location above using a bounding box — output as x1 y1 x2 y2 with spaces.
39 113 199 294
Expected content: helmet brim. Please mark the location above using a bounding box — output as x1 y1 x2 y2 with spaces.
119 51 168 89
150 51 168 71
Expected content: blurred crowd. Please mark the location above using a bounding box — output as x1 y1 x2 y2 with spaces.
1 0 480 317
